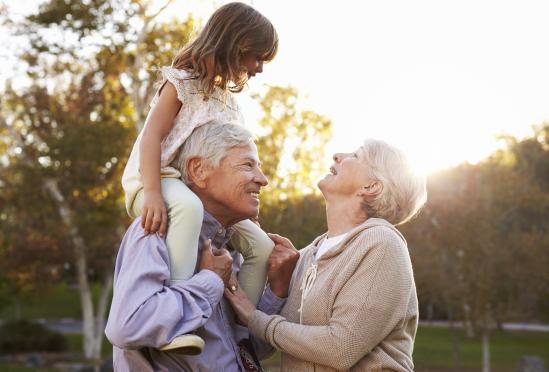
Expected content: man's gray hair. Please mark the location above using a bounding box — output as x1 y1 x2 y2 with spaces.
174 123 255 185
359 139 427 226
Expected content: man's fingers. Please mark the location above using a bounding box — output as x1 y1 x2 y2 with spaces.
268 233 294 249
201 239 213 257
213 248 232 258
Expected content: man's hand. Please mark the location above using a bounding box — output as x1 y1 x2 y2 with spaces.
267 233 300 298
141 190 168 237
199 239 233 286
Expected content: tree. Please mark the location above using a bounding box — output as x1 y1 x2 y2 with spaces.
402 123 549 371
1 0 195 362
254 86 332 248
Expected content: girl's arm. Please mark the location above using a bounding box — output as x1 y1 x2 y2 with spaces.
139 82 182 236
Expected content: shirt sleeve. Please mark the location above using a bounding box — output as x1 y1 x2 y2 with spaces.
248 233 414 370
105 222 224 349
161 66 190 104
251 285 287 360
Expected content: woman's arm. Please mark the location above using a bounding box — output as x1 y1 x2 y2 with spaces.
139 82 182 236
248 237 414 370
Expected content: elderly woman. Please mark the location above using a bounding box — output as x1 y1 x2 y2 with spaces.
225 139 427 371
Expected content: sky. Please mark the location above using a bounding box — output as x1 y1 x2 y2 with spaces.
3 0 549 175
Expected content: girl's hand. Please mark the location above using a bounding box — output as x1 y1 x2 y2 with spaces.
141 191 168 236
224 281 256 326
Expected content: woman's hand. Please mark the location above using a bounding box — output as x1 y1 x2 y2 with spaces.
141 191 168 236
224 281 256 326
267 233 300 298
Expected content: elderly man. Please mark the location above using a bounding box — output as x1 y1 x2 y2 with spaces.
105 123 298 371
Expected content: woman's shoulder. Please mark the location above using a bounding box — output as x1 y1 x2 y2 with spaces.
348 218 409 256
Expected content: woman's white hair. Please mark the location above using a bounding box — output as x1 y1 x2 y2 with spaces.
360 139 427 226
174 123 254 185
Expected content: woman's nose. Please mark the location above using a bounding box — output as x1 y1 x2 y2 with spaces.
333 153 342 162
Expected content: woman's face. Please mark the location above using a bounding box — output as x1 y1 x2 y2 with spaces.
318 148 374 197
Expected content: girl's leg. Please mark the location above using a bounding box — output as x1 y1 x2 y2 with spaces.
132 178 204 283
230 219 274 305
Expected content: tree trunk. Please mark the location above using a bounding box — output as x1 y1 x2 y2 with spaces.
463 302 475 338
43 179 96 360
482 328 490 372
445 304 460 370
92 228 122 361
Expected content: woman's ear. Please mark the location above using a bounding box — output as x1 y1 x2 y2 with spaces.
358 181 383 198
186 157 209 189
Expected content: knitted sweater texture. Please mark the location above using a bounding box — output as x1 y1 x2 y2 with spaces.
249 218 418 371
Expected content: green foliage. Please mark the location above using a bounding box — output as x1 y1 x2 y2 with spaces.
255 86 332 246
0 320 66 353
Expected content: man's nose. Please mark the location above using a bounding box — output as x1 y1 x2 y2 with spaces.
256 61 263 74
255 168 268 186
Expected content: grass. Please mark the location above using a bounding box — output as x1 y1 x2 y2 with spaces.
1 327 548 371
0 283 109 320
414 326 549 371
256 326 549 371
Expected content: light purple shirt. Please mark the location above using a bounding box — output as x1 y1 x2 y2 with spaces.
105 213 285 371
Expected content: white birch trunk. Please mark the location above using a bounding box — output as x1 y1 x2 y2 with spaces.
482 329 491 372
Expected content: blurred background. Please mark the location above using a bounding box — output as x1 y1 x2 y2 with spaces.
0 0 548 371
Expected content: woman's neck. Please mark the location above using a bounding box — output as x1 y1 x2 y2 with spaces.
325 196 368 237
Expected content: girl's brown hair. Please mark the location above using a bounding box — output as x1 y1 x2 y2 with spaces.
172 2 278 96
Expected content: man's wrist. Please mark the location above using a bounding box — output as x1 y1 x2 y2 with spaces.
268 282 288 298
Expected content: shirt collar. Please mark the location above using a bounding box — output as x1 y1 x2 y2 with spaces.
202 210 235 249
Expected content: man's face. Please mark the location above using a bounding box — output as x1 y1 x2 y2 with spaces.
201 142 268 227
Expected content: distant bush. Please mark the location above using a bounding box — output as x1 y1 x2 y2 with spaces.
0 320 67 353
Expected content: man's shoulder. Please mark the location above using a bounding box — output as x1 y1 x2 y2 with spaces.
118 218 169 260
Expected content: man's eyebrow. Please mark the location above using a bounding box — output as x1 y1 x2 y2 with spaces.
242 156 261 167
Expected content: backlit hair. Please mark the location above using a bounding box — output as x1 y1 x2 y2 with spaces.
359 139 427 225
171 2 278 96
175 123 254 185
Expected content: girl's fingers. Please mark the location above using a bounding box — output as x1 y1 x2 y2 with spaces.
150 210 162 233
144 210 155 234
159 210 168 237
141 208 148 229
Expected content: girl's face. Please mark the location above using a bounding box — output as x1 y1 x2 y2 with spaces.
240 53 264 79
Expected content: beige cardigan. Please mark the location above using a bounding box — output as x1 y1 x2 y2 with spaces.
250 218 418 371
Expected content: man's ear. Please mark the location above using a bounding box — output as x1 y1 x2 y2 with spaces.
186 157 209 189
358 181 383 198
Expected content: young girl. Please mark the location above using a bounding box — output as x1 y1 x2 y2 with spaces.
121 2 278 354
